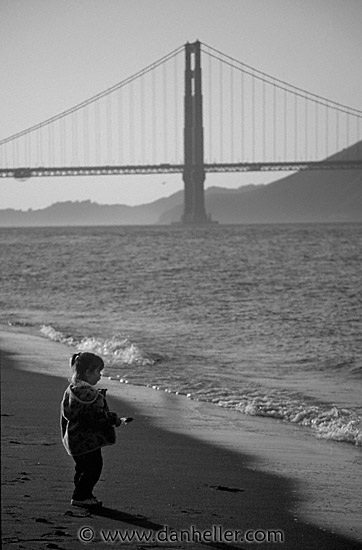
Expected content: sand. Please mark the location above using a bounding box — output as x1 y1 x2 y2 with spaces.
1 327 362 550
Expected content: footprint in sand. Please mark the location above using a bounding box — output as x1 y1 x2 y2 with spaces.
181 509 202 515
35 518 53 524
209 484 245 493
6 473 31 484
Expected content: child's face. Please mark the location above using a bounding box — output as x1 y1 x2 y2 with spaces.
85 366 103 386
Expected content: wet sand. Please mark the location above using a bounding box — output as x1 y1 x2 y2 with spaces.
1 327 362 549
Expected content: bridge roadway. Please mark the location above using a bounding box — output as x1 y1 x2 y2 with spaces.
1 159 362 180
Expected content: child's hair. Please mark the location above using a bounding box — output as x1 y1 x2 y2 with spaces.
70 352 104 382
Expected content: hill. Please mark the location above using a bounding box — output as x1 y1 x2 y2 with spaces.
159 142 362 224
0 192 183 227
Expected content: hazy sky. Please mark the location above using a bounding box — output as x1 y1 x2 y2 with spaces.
1 0 362 210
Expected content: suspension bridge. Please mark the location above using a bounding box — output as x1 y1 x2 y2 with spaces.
1 40 361 224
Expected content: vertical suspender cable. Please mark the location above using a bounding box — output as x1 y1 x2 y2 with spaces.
20 135 24 166
23 134 27 166
305 95 308 161
2 143 7 168
46 124 49 167
219 60 223 161
1 144 5 168
61 118 66 165
273 83 277 162
83 107 89 166
49 123 54 167
129 83 134 164
241 70 244 162
174 54 179 163
95 100 101 165
117 90 122 164
28 132 32 166
208 53 213 162
252 73 255 162
27 133 30 166
106 93 112 164
40 127 44 165
41 126 44 165
15 138 18 166
72 112 77 165
293 94 296 160
25 133 28 167
37 128 41 166
262 79 266 162
315 102 318 160
140 73 145 164
14 136 18 166
25 133 29 166
18 138 21 166
21 131 26 167
284 89 287 161
163 61 168 163
357 116 361 156
36 129 40 166
325 103 329 159
152 69 157 164
346 113 350 155
230 64 234 163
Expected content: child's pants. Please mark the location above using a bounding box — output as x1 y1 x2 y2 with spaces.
72 448 103 500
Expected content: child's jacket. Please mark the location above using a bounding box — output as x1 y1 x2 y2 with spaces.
61 381 118 456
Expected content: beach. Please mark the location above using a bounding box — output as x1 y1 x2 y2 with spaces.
1 326 362 550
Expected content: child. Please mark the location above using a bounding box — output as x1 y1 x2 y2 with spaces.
60 351 132 508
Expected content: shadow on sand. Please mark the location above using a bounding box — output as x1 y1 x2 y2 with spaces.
2 355 361 550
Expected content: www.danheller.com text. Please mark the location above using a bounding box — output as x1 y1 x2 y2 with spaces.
77 524 285 544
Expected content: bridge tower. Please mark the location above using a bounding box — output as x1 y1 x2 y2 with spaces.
182 41 212 224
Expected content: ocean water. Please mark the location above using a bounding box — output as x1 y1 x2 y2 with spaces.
1 224 361 446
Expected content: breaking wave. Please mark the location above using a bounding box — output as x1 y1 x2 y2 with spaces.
40 325 155 367
40 324 361 446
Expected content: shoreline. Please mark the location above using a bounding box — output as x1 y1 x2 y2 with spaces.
1 327 362 549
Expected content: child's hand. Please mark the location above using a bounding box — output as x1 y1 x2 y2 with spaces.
120 417 133 425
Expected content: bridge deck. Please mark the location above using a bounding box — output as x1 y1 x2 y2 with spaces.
1 160 362 179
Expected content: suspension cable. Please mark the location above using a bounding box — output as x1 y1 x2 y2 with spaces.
0 45 184 146
201 42 362 118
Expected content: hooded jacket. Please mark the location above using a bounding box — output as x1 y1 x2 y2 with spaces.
61 381 119 456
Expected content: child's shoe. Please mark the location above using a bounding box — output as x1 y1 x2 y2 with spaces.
71 497 103 508
90 494 103 506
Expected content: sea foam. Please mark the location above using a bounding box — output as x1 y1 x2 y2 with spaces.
40 324 361 446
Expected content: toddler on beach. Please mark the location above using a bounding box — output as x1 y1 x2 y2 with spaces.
60 352 133 508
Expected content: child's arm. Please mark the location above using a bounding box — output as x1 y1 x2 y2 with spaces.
98 389 133 427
